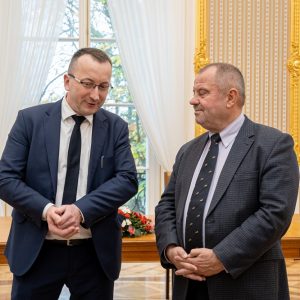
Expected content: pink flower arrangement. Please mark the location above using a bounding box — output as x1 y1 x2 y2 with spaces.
118 206 154 237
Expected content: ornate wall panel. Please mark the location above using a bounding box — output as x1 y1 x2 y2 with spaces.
288 0 300 162
194 0 209 136
195 0 300 212
195 0 289 134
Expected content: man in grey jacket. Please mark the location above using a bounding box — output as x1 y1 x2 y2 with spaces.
155 63 299 300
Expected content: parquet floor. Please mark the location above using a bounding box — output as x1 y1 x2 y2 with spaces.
0 259 299 299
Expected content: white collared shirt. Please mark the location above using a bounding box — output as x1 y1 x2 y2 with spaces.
183 113 245 247
45 96 93 239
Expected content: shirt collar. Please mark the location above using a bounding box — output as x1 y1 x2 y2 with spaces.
62 95 93 125
209 113 245 148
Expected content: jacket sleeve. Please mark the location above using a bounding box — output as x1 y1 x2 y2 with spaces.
0 111 50 227
213 133 299 278
155 146 186 269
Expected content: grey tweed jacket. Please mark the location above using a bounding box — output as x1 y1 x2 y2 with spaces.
155 116 299 300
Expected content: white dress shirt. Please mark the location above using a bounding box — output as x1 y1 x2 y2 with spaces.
183 114 245 247
45 96 93 240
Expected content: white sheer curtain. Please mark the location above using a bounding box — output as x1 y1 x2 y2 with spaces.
108 0 186 172
0 0 66 216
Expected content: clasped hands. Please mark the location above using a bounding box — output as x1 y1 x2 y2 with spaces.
166 245 225 281
46 204 82 239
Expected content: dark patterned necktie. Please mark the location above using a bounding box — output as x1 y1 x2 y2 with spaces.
62 115 86 205
185 133 221 252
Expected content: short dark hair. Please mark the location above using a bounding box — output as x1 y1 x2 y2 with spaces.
200 63 245 105
68 47 112 73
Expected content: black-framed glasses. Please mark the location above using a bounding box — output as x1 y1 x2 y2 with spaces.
68 73 113 92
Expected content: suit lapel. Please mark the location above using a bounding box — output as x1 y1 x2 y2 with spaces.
176 133 209 226
87 109 108 191
207 118 255 216
44 101 62 198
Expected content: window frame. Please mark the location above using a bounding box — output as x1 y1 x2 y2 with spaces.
75 0 160 214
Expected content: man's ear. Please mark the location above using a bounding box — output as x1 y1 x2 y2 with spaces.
64 73 70 91
226 88 238 108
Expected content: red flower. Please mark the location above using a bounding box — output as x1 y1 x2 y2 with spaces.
128 225 135 236
118 206 154 238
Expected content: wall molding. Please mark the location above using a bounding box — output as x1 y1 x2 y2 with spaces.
194 0 209 137
288 0 300 162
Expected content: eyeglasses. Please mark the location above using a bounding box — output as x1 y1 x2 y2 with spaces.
68 73 113 92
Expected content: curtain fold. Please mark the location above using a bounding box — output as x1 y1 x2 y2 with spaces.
108 0 186 171
0 0 65 216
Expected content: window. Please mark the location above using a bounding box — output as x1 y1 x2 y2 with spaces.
40 0 159 214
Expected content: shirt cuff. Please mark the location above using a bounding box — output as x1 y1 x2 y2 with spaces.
164 244 177 264
78 208 85 223
42 203 54 220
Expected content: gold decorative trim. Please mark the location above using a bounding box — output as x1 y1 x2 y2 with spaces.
288 0 300 163
194 0 209 137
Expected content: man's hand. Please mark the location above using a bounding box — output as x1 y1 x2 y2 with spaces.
46 204 81 239
166 245 206 281
175 248 225 279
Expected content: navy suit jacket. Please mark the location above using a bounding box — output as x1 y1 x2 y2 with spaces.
155 117 299 300
0 100 138 280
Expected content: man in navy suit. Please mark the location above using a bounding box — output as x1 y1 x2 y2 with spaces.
155 63 299 299
0 48 138 299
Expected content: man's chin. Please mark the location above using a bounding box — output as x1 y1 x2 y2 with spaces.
195 119 210 130
82 105 100 115
195 117 204 126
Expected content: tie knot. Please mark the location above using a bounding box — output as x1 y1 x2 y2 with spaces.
211 133 221 143
72 115 85 126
